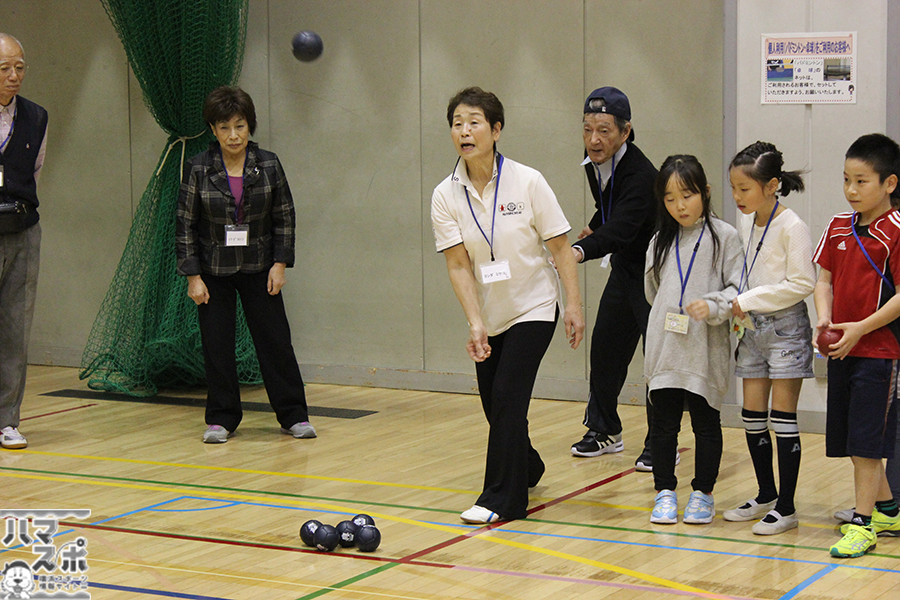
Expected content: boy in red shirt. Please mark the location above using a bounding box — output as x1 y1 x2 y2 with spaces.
814 133 900 557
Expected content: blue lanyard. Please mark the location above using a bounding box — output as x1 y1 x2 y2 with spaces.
676 223 706 311
464 154 504 261
220 147 247 224
851 212 896 293
598 152 615 225
0 103 17 153
738 200 779 293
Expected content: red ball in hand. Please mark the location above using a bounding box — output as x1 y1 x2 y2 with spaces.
817 328 843 352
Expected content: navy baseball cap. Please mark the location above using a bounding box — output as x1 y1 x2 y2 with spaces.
584 87 635 140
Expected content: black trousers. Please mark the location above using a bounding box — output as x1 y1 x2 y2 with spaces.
585 267 652 447
197 270 309 432
474 317 556 520
650 388 722 494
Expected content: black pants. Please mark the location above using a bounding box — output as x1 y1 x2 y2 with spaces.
198 270 309 432
650 388 722 493
585 267 652 447
474 317 556 520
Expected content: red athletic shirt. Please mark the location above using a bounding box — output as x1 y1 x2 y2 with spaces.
814 209 900 358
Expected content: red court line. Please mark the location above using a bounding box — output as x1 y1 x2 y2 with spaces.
527 447 691 515
22 404 97 421
60 521 452 569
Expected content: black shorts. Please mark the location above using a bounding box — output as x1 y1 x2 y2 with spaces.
826 357 898 459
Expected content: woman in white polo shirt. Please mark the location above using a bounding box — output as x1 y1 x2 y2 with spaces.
431 87 585 524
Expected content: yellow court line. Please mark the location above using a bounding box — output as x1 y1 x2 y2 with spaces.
0 470 722 598
13 449 476 495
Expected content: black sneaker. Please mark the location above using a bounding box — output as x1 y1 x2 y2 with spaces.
635 448 680 472
571 431 624 457
634 448 652 471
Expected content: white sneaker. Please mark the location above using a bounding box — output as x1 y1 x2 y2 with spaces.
650 490 678 524
280 422 317 438
0 426 26 449
202 425 230 444
460 505 501 524
752 510 799 535
723 498 776 522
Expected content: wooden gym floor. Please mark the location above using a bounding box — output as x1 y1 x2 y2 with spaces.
0 366 897 599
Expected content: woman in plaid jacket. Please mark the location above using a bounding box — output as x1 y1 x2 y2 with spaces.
176 86 315 444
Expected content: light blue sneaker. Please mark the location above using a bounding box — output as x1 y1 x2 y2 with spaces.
683 490 715 524
650 490 678 524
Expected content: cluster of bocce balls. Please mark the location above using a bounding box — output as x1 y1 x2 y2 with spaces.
300 513 382 552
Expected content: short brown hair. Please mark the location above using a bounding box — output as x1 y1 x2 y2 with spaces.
203 86 257 135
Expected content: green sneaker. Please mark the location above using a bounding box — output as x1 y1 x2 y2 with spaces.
830 524 876 558
872 509 900 537
839 509 900 537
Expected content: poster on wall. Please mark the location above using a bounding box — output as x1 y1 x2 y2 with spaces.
761 32 856 104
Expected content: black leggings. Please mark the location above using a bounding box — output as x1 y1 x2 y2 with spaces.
650 388 722 494
473 317 557 520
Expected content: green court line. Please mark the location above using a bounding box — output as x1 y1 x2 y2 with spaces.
5 465 898 560
294 563 398 600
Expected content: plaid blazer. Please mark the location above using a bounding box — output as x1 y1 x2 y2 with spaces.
176 141 296 277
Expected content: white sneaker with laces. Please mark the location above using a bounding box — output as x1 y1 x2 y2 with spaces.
1 426 27 449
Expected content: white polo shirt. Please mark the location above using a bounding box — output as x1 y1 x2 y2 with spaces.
431 154 571 336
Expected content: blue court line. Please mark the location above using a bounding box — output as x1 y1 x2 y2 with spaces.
152 502 241 512
414 519 900 574
89 581 231 599
143 496 357 520
777 565 838 600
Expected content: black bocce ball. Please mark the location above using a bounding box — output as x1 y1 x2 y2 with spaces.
352 513 375 528
355 524 381 552
314 524 339 552
292 30 323 62
335 520 358 548
299 519 321 547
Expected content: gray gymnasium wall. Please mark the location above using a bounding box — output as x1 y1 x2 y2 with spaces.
727 0 893 432
8 1 724 404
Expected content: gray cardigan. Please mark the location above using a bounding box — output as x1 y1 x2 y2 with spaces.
643 217 743 409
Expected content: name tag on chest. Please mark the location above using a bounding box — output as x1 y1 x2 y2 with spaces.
480 260 511 284
225 224 250 247
664 309 689 334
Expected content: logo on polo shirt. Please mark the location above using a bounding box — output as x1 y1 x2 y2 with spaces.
499 202 522 216
837 240 846 250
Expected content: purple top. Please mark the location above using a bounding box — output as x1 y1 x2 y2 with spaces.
228 174 244 224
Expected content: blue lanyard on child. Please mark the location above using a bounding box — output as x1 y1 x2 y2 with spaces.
675 223 706 312
598 153 615 225
464 154 505 261
851 211 896 293
738 200 779 293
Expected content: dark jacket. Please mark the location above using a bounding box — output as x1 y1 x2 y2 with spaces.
176 141 296 277
573 142 657 279
0 95 47 229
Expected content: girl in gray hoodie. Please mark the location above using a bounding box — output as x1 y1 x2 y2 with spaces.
644 155 744 525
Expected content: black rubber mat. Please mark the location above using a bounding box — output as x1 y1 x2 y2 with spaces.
41 389 376 419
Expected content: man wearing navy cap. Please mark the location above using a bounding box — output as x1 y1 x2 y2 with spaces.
569 87 659 471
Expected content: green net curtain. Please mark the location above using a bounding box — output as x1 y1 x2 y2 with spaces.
80 0 261 396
